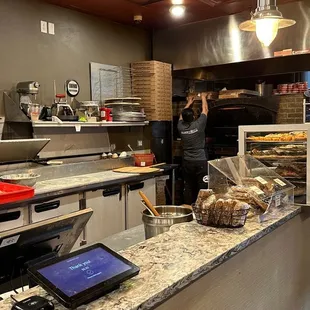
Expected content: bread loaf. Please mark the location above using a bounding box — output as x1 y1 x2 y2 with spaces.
196 189 214 208
193 188 252 227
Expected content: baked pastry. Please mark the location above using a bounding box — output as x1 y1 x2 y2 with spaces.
196 189 214 207
227 186 268 211
290 131 307 141
193 193 251 227
197 189 214 200
275 164 306 178
248 131 307 142
202 194 216 210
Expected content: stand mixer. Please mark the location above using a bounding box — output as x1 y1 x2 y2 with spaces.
16 81 40 116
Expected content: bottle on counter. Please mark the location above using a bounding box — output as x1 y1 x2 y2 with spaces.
100 107 107 122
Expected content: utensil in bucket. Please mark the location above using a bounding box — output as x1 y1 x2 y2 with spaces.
142 206 193 239
141 200 155 217
139 191 160 216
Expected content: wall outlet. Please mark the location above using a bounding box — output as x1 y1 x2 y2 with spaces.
40 21 48 33
137 140 143 147
48 22 55 35
111 144 116 151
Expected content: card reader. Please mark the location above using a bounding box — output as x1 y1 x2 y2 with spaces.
11 296 54 310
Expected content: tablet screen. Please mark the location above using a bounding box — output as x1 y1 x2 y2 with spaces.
37 247 132 297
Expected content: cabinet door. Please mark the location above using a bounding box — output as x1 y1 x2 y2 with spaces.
30 195 80 223
0 207 29 232
126 178 156 229
85 186 125 245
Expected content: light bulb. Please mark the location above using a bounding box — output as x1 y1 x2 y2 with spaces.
255 18 279 47
171 0 183 4
170 5 185 18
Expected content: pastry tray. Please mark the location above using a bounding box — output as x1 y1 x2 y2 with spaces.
246 140 307 144
252 155 307 161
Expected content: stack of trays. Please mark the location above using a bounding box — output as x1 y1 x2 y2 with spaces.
104 98 146 122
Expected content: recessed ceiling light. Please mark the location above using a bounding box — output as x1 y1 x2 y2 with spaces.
171 0 183 4
170 5 186 18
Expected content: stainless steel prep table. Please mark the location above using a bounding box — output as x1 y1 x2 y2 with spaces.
0 164 178 211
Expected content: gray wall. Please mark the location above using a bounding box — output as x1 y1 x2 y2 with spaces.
0 0 150 114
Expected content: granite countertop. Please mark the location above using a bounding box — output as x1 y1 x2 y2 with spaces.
34 170 140 195
1 163 177 210
98 225 145 252
0 205 301 310
1 170 162 210
34 164 176 196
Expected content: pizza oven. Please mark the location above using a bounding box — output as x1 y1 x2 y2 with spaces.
206 97 279 160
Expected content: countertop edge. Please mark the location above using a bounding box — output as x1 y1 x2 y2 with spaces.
139 207 301 309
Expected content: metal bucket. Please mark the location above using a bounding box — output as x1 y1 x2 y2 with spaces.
142 205 193 239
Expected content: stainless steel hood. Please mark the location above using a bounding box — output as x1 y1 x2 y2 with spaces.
173 53 310 81
153 1 310 79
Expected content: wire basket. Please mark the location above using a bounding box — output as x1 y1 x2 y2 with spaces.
192 201 250 228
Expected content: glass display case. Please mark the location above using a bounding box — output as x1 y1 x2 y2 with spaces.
238 124 310 204
208 155 295 222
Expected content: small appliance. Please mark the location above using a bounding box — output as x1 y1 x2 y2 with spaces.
16 81 40 116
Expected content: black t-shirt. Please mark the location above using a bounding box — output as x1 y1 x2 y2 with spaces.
177 114 207 161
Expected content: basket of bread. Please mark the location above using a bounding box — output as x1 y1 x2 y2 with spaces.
193 189 251 228
201 155 295 227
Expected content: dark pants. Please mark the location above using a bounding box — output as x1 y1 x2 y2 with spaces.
183 160 208 205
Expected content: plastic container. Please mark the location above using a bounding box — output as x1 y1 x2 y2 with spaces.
0 182 35 205
134 154 155 167
100 107 107 121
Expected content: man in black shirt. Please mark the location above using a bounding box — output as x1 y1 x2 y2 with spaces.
178 93 209 204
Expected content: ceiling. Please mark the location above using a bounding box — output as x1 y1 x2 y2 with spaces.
42 0 298 29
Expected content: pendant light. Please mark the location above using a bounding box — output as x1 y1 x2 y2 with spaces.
239 0 296 47
170 5 186 17
170 0 186 18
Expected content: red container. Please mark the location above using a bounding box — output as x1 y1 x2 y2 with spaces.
0 182 34 205
99 107 107 121
106 108 113 122
134 154 155 167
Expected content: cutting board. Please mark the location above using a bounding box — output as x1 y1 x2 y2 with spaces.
219 89 259 99
113 167 160 174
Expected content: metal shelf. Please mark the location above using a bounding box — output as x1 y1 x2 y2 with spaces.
32 121 149 128
246 140 307 144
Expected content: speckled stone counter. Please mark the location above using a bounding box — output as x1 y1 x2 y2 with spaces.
1 170 157 210
34 171 140 195
0 206 301 310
